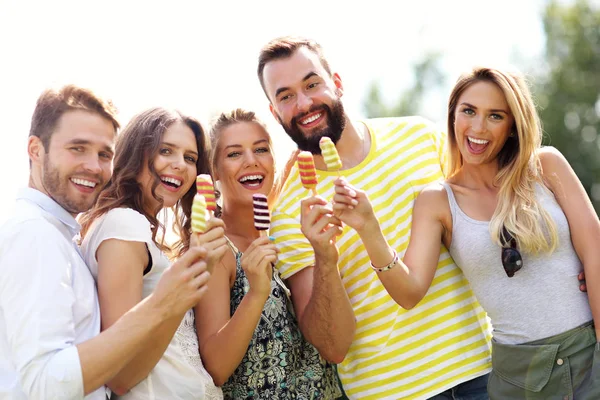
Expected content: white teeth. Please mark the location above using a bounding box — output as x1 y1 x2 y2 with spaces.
161 177 182 187
301 113 321 125
239 174 264 183
468 137 489 145
71 178 97 188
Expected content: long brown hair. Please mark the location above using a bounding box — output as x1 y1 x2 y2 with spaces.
447 67 557 253
80 107 210 258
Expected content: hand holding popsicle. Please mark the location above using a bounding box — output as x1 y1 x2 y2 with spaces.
297 151 318 196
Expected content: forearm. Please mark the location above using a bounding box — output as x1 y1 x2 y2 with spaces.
104 314 184 395
359 223 427 309
300 259 355 363
200 292 266 386
77 295 165 395
582 258 600 339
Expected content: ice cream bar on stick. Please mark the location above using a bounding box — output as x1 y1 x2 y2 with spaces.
191 194 208 233
319 137 342 173
196 174 216 213
297 151 318 196
252 193 270 236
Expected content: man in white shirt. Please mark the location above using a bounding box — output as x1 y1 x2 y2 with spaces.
0 85 211 399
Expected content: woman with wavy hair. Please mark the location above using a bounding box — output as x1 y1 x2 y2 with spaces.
80 107 226 399
332 67 600 398
193 108 341 399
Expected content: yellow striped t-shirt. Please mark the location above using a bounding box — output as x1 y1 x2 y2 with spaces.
271 117 492 399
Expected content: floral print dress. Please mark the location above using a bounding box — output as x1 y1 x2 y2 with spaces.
222 238 341 400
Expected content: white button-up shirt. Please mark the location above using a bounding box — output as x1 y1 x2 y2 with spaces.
0 188 104 400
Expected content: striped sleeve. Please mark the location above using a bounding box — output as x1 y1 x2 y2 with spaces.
270 207 315 280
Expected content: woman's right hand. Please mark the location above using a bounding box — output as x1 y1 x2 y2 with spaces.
240 236 277 299
193 216 228 274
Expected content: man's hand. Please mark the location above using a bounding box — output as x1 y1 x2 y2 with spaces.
579 271 587 292
153 246 211 317
300 196 343 264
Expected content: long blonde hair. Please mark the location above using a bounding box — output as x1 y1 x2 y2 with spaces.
446 67 557 254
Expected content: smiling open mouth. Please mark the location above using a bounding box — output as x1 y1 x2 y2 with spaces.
160 176 182 188
239 174 264 188
70 178 97 188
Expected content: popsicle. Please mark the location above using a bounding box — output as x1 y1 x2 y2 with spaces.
191 194 208 233
196 174 217 213
252 193 270 235
297 151 318 196
319 137 342 172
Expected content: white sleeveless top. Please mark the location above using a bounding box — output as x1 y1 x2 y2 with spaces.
442 182 592 344
81 208 222 400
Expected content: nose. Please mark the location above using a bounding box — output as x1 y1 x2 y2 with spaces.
471 115 487 134
243 150 259 167
172 154 186 170
83 155 102 175
296 91 313 112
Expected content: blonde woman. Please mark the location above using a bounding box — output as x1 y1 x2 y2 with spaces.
331 67 600 398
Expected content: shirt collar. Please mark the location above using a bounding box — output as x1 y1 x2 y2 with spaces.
17 187 81 238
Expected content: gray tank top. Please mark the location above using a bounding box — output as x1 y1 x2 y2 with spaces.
442 181 592 344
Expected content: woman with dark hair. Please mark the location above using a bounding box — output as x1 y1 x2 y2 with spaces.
193 108 341 399
80 107 226 399
333 67 600 398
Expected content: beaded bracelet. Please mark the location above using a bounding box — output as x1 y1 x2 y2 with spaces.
370 250 399 273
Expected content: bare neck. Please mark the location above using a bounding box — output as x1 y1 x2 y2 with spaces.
453 161 500 190
220 200 259 250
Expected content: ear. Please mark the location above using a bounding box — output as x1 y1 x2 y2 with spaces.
269 103 279 123
27 136 45 165
332 72 344 97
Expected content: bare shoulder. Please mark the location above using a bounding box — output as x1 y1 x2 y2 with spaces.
538 146 571 173
538 146 572 191
416 181 450 210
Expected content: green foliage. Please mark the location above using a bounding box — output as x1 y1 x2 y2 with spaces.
362 0 600 213
537 0 600 213
363 53 445 119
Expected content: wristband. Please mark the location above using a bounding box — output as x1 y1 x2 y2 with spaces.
371 250 398 273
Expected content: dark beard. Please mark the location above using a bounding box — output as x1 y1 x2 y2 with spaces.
278 99 346 155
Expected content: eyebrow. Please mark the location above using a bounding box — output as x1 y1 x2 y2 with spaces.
162 141 198 157
274 72 320 98
66 138 114 154
460 102 509 114
223 139 269 150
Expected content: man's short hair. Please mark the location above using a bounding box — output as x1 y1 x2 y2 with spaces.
29 84 120 151
257 36 332 98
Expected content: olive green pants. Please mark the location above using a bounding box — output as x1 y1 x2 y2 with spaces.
488 321 600 399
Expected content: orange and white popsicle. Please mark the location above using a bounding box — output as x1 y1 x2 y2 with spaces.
191 194 208 233
252 193 270 235
297 151 318 196
196 174 216 213
319 137 342 172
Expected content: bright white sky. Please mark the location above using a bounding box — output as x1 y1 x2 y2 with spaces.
0 0 547 222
